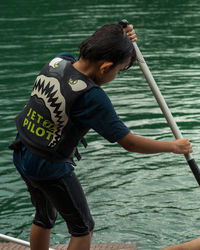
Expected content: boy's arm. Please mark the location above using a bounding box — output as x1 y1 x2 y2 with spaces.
118 132 192 154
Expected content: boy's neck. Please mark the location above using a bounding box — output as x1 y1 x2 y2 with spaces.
73 58 98 79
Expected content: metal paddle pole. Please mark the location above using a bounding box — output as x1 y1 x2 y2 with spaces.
0 233 55 250
119 19 200 185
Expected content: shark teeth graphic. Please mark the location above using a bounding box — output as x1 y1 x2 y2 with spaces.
31 74 68 147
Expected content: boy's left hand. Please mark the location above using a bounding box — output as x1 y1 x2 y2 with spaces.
124 24 137 42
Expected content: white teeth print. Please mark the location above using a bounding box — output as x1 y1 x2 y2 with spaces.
31 74 68 147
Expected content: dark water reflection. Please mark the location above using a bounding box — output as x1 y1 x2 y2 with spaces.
0 0 200 249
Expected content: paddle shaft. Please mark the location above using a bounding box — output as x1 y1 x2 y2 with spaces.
119 19 200 185
133 42 187 157
0 233 55 250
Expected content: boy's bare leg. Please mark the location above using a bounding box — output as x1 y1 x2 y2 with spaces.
162 238 200 250
67 231 93 250
30 223 51 250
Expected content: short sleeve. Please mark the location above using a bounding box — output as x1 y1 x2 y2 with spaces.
71 88 130 143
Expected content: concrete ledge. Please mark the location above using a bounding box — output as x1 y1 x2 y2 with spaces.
0 242 137 249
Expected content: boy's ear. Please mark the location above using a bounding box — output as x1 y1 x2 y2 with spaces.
99 61 113 74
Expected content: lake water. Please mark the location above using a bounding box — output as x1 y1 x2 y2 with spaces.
0 0 200 249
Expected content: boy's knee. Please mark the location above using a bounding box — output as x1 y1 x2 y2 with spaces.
33 207 57 229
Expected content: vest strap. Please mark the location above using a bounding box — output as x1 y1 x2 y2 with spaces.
74 148 81 161
8 139 22 151
80 137 87 148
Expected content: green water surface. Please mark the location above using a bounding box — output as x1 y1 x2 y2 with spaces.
0 0 200 249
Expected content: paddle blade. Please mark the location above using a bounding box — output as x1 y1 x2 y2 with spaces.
187 159 200 185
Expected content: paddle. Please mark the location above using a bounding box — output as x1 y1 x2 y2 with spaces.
0 233 55 249
119 19 200 186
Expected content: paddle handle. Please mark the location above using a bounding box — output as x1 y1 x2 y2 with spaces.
119 19 200 185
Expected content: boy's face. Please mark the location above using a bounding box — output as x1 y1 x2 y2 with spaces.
97 57 131 85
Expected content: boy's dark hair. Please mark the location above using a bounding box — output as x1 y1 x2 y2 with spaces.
78 23 136 69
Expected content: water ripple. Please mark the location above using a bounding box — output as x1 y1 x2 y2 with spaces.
1 0 200 249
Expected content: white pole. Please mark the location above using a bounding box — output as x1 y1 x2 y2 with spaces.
132 42 191 160
0 233 55 250
119 18 200 185
132 41 200 185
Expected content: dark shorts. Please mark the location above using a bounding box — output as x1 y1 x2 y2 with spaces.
21 171 94 237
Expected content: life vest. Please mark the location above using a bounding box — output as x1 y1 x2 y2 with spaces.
14 56 99 163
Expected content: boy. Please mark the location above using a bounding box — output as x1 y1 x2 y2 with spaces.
10 22 192 250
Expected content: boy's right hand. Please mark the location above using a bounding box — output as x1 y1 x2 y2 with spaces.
172 138 193 154
124 24 137 42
